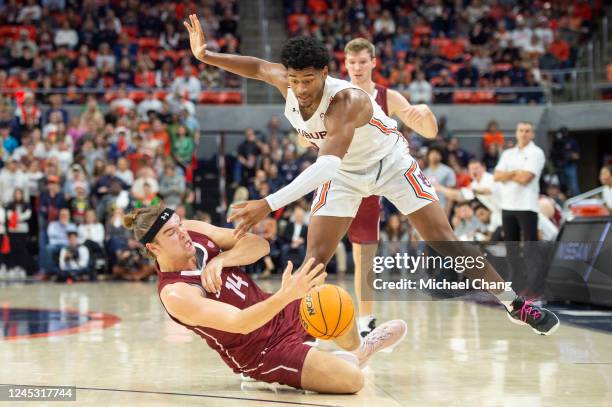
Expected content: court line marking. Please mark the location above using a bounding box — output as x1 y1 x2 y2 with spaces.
0 384 341 406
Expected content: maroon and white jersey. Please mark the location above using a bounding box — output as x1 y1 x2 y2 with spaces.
157 230 299 374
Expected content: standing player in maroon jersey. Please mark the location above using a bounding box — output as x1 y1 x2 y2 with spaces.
122 205 408 393
342 38 438 337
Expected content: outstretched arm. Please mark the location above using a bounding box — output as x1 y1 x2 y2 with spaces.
387 89 438 139
161 259 325 334
227 88 373 238
184 14 288 96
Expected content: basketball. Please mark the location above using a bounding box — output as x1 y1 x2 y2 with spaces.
299 284 355 340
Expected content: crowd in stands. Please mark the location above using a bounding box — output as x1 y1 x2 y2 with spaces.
0 0 242 106
284 0 602 104
0 88 208 281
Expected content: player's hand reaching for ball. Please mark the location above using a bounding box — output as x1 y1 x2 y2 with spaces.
280 258 327 302
183 14 207 61
227 199 272 239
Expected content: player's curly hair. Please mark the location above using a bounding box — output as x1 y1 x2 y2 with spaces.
281 36 329 70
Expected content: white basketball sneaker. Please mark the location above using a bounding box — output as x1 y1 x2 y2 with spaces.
354 319 407 369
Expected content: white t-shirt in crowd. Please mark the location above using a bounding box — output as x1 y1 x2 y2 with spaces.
495 141 545 213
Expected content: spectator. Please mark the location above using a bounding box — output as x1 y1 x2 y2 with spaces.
97 180 130 223
446 137 472 168
0 158 28 205
69 182 93 225
95 42 117 73
78 209 105 248
45 94 69 125
550 127 580 197
434 69 455 104
44 207 75 274
160 23 180 51
280 206 308 267
6 188 34 275
54 20 79 50
474 204 502 242
172 125 195 167
116 157 134 187
134 182 161 208
235 128 261 185
456 60 479 87
424 146 456 212
105 206 132 264
408 71 433 104
511 17 533 51
379 214 410 258
59 229 90 280
452 201 483 241
12 30 38 58
218 8 238 36
17 0 42 23
374 10 396 34
110 88 136 114
482 121 505 153
159 163 186 209
137 91 163 121
549 31 570 67
251 216 278 278
171 65 202 103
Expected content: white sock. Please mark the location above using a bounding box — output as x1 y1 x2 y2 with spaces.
495 290 517 311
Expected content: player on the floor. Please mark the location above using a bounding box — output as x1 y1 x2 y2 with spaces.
123 205 407 393
183 15 559 336
342 38 438 337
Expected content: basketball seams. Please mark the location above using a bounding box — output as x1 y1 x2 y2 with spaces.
300 294 327 337
334 289 355 338
317 290 329 339
328 286 343 338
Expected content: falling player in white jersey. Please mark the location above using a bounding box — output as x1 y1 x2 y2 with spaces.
184 14 559 336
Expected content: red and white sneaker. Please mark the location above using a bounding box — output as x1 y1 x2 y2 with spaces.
355 319 408 368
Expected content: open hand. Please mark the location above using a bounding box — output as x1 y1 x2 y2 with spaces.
183 14 207 61
280 258 327 302
227 199 272 239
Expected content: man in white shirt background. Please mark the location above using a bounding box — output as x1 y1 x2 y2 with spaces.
494 121 546 295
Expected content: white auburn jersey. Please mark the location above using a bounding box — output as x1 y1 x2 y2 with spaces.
284 76 402 171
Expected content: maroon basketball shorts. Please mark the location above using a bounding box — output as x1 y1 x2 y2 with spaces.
245 300 314 389
348 195 381 244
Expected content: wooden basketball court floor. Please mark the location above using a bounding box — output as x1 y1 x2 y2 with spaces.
1 279 612 406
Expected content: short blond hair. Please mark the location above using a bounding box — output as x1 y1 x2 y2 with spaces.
344 38 375 59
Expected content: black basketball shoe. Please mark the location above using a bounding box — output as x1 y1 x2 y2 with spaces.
507 296 560 336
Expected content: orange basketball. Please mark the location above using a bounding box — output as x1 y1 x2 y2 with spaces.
299 284 355 340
